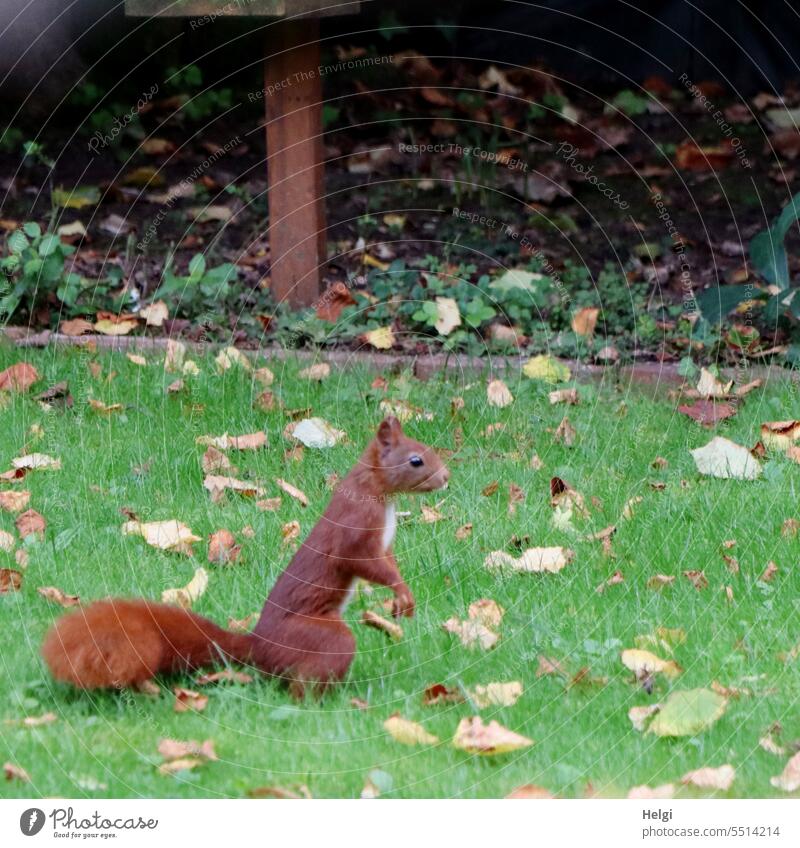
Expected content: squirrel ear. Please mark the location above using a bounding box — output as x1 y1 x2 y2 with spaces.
377 416 402 447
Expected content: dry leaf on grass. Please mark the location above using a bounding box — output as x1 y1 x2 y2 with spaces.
770 752 800 792
549 388 579 405
683 570 709 590
0 569 22 593
487 379 513 407
195 670 253 686
628 704 662 732
197 431 266 451
696 368 733 398
248 784 312 799
384 714 439 746
553 416 577 446
681 764 735 791
455 523 473 540
690 436 761 480
298 362 330 381
760 420 800 450
484 546 573 574
452 716 533 755
621 649 682 680
627 784 675 799
0 530 14 552
3 762 30 782
201 446 235 475
468 598 504 628
161 568 209 608
0 362 40 392
678 399 737 426
281 521 301 546
61 318 94 336
362 326 395 350
275 478 309 507
362 610 403 641
37 586 80 607
506 784 555 799
647 574 675 591
173 687 208 713
158 758 204 775
0 490 31 513
208 530 241 565
469 682 523 708
215 347 250 372
95 318 138 336
422 684 464 705
443 617 498 650
123 519 200 555
256 497 282 512
12 453 60 471
284 418 346 448
158 738 218 763
420 504 444 523
139 300 168 327
203 475 264 502
88 399 123 414
16 509 45 539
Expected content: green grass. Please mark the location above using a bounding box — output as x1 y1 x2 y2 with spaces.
0 343 799 799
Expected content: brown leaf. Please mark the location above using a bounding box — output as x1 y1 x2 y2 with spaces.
281 520 301 546
647 574 675 591
0 569 22 594
487 378 514 408
760 561 779 582
782 518 800 537
254 390 276 412
571 306 599 336
173 687 208 713
158 738 218 762
0 490 31 513
316 281 355 322
3 762 30 782
455 523 473 540
422 683 465 705
384 714 439 746
675 139 735 170
678 399 737 426
37 586 80 607
275 478 309 507
481 480 499 497
204 475 264 502
16 509 45 539
207 530 241 565
60 318 94 336
362 610 403 641
548 388 579 405
683 570 708 590
596 570 624 593
452 716 533 755
158 758 204 775
0 362 39 392
247 784 312 799
255 497 282 512
298 363 330 381
627 784 675 799
201 446 235 475
506 784 555 799
88 399 123 414
553 416 577 446
761 420 800 450
536 655 567 678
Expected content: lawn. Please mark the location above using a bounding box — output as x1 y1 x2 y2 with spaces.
0 342 799 799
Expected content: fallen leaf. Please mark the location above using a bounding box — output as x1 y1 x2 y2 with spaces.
362 326 395 349
696 367 733 398
208 530 241 565
452 716 533 755
127 353 147 367
3 762 30 782
442 618 498 650
256 497 282 512
675 139 735 171
60 318 94 336
201 446 234 475
12 453 60 473
37 586 80 607
0 491 31 513
275 478 309 507
621 496 643 520
16 509 45 539
782 518 800 537
690 436 762 480
139 300 169 327
248 784 312 799
298 363 330 381
189 205 232 223
683 570 709 590
468 598 504 628
455 523 473 540
484 547 573 574
553 416 577 446
94 318 138 336
522 355 570 383
508 483 524 516
549 388 579 405
678 400 737 426
361 609 403 641
384 714 439 746
0 569 22 593
760 561 779 583
195 669 253 686
647 574 675 591
161 567 209 609
420 504 444 523
770 751 800 792
481 480 499 497
0 362 39 392
88 399 123 414
469 682 523 708
158 758 204 775
158 738 218 762
680 764 735 792
571 307 600 336
506 784 555 799
621 649 682 680
215 346 250 372
760 420 800 450
123 519 201 555
285 418 345 449
203 475 264 502
760 734 786 756
0 530 14 552
628 704 662 731
487 378 513 408
627 784 675 799
164 339 186 372
422 684 464 705
281 521 301 546
434 297 461 335
173 687 209 713
647 688 727 737
378 399 433 423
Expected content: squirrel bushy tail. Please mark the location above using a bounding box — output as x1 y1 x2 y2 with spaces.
41 599 253 690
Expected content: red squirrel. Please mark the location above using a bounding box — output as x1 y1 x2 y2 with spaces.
42 416 449 698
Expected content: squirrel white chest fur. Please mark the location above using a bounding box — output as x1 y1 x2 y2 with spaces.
381 501 397 551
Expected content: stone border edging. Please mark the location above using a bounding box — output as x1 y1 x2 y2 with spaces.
2 328 795 391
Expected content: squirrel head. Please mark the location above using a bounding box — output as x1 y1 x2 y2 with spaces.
374 416 450 494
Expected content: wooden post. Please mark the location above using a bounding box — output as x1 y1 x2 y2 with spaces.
265 20 327 308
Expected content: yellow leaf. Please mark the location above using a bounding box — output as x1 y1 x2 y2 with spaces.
139 300 169 327
487 378 513 408
162 568 209 608
522 355 570 383
469 682 523 708
484 547 573 574
122 519 201 555
621 649 682 679
363 326 395 349
696 367 733 398
384 714 439 746
571 307 599 336
452 716 533 755
434 297 461 335
94 318 138 336
681 764 735 791
298 363 331 380
215 346 250 372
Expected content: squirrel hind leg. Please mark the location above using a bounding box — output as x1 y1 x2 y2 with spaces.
42 602 164 690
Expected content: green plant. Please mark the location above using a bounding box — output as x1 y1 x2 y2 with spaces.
0 223 82 320
165 64 233 122
152 252 239 317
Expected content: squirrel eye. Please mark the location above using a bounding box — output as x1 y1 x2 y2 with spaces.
409 455 424 468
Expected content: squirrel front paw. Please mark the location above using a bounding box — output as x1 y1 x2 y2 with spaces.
392 587 415 619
